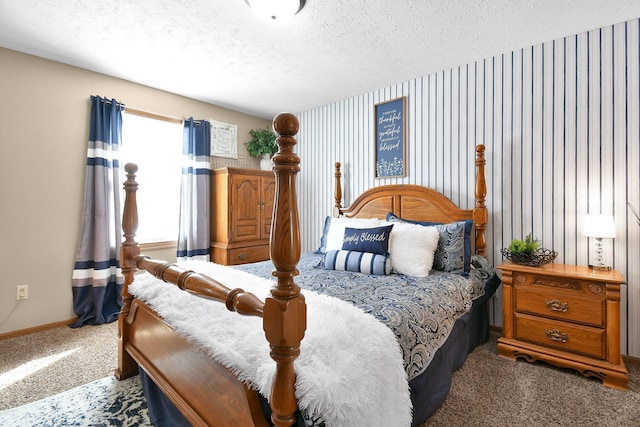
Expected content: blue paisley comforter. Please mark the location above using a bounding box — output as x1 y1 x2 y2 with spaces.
238 253 495 380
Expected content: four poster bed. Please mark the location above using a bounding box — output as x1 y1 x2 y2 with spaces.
116 113 500 427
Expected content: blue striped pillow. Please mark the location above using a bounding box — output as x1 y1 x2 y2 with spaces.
324 250 392 275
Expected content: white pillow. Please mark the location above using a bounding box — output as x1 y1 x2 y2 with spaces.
386 221 440 277
325 217 383 251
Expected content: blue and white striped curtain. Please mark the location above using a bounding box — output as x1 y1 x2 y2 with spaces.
70 96 124 328
177 118 211 261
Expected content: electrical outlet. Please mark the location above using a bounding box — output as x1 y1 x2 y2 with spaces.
16 285 28 300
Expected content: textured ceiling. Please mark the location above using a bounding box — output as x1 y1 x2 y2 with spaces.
1 0 639 119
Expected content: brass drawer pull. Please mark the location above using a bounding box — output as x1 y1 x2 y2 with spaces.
545 299 568 312
237 253 248 260
545 328 568 343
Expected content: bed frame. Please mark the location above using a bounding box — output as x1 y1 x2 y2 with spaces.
115 112 488 427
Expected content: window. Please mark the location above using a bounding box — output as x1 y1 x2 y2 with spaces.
121 112 183 244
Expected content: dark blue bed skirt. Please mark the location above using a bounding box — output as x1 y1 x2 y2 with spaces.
139 273 501 426
409 273 501 426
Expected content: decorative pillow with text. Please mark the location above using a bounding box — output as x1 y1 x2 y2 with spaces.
341 225 394 255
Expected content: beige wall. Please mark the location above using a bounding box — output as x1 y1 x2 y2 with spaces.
0 48 270 334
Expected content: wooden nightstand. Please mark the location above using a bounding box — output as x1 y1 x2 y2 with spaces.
497 261 628 390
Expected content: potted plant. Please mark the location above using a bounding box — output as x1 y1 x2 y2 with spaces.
508 234 539 256
245 127 278 170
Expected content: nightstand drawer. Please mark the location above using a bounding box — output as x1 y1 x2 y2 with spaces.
515 313 605 359
515 287 605 327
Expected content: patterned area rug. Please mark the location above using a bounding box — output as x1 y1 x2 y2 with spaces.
0 375 151 426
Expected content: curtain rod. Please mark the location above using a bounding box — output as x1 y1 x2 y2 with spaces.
125 106 183 125
88 97 185 125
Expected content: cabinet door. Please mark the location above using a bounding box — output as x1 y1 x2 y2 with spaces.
261 176 276 240
230 174 261 241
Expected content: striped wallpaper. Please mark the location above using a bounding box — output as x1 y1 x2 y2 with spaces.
295 18 640 357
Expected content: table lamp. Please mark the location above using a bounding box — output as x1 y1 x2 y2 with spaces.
583 214 616 271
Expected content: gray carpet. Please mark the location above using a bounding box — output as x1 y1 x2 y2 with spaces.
1 322 639 426
0 321 118 410
425 334 640 426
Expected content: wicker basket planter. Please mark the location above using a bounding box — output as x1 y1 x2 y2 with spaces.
501 248 558 267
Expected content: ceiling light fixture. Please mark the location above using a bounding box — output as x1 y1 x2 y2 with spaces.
245 0 306 23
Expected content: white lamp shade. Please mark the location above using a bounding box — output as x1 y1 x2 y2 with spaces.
247 0 301 22
583 214 616 238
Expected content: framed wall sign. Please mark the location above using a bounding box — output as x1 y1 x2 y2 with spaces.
210 119 238 159
374 96 406 178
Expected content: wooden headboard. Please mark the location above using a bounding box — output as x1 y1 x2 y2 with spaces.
333 145 487 256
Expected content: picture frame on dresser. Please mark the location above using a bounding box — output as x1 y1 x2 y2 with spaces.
374 96 406 178
496 261 628 390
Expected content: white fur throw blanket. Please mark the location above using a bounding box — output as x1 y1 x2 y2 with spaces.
129 260 412 427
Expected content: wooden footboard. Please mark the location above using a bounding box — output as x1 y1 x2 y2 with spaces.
125 298 268 427
116 113 305 427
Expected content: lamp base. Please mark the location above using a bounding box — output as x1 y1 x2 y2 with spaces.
588 264 612 272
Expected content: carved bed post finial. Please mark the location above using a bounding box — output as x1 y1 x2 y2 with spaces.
334 162 342 217
116 163 141 380
474 145 488 257
264 113 306 427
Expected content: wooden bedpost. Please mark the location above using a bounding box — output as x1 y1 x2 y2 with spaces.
265 113 307 427
474 145 488 257
333 162 342 217
115 163 141 380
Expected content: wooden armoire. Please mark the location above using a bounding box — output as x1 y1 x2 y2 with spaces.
210 167 275 265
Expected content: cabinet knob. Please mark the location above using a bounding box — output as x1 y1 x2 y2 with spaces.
545 328 568 343
238 253 248 260
545 299 568 312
